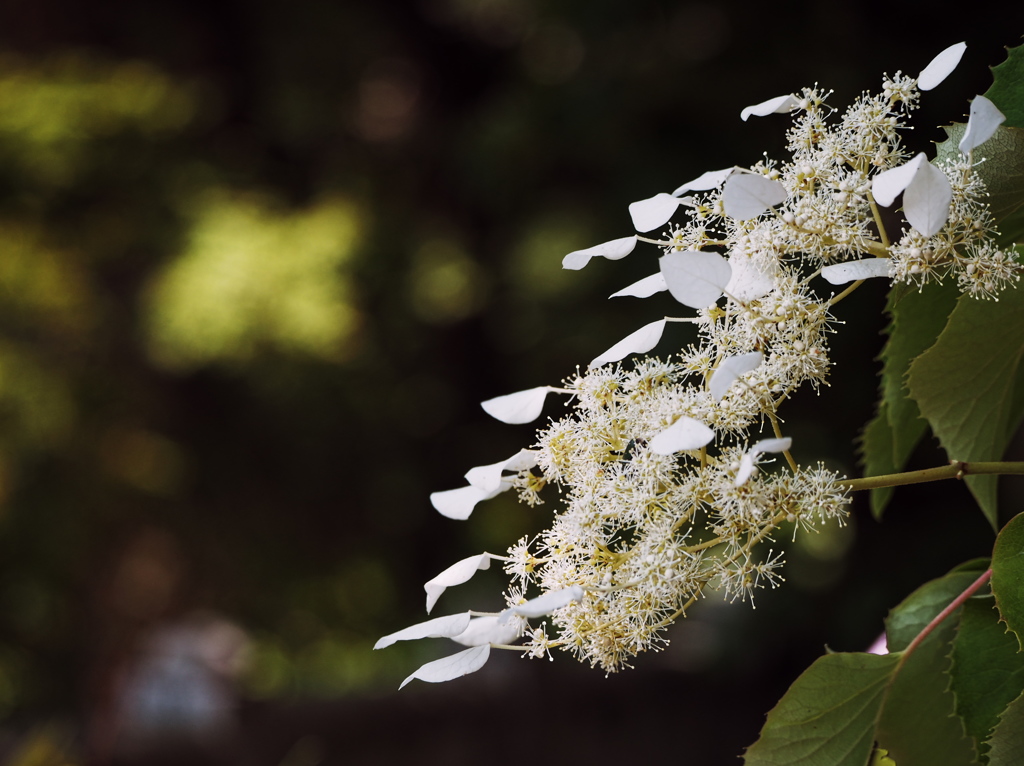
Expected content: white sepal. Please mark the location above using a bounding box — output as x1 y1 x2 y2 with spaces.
659 250 732 308
903 160 952 237
465 449 539 494
960 95 1005 153
609 272 667 299
740 94 799 122
481 386 555 424
374 612 472 650
399 645 490 689
430 485 496 521
629 193 683 232
722 173 788 220
451 616 522 647
504 585 585 620
671 168 734 196
709 352 763 401
820 258 891 285
562 236 638 270
590 319 666 368
735 437 793 487
725 252 776 301
871 153 927 207
650 416 715 455
424 553 491 613
917 42 967 91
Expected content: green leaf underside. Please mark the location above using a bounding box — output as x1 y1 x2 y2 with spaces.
991 513 1024 651
986 690 1024 766
985 41 1024 131
877 614 978 766
743 652 900 766
864 281 960 518
935 123 1024 248
950 595 1024 759
906 286 1024 528
886 569 982 652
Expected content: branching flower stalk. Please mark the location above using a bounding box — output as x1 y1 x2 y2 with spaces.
376 42 1024 688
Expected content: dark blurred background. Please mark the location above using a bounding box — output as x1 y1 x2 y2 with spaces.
0 1 1020 764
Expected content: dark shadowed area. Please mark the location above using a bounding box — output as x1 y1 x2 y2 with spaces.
0 2 1020 764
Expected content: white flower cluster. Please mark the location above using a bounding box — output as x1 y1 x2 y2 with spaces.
377 42 1020 687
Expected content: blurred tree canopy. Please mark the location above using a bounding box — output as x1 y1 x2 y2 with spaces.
0 0 1020 760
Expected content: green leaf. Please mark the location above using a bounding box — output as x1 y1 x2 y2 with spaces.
743 652 901 766
886 568 983 652
985 41 1024 130
876 614 978 766
986 690 1024 766
935 123 1024 247
906 286 1024 528
991 512 1024 650
949 595 1024 759
863 281 961 518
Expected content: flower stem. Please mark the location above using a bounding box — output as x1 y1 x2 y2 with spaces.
840 461 1024 492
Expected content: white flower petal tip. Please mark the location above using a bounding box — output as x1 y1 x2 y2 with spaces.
562 236 638 270
903 161 952 237
609 272 667 299
871 153 927 207
374 612 472 650
590 319 667 368
917 42 966 91
820 258 891 285
722 173 788 220
734 437 793 487
424 553 491 613
504 585 585 620
399 645 491 689
481 386 556 424
740 94 800 121
629 193 683 232
709 352 763 401
650 416 715 455
464 449 539 494
451 616 522 647
671 168 734 196
429 485 494 520
960 95 1005 153
659 250 732 308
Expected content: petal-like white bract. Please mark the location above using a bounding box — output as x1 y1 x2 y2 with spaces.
903 160 952 237
917 42 966 91
465 449 539 493
820 258 891 285
629 193 682 232
505 585 585 619
424 553 491 613
650 415 715 455
722 173 788 220
740 94 799 122
481 386 554 424
725 252 776 301
659 250 732 308
959 95 1005 154
709 352 763 401
374 612 472 650
870 153 927 207
399 645 490 689
734 437 793 486
671 167 734 196
562 236 638 270
429 485 495 521
609 272 667 299
590 319 667 368
451 615 522 647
